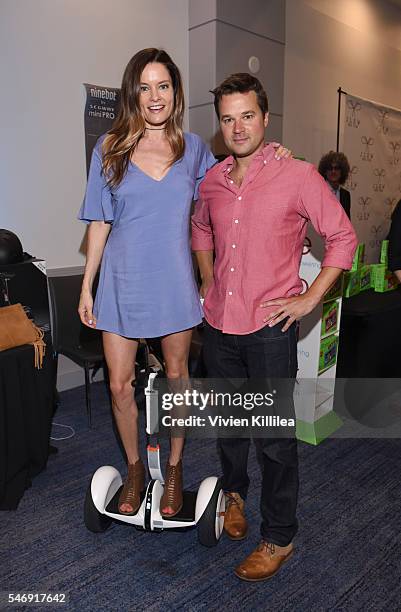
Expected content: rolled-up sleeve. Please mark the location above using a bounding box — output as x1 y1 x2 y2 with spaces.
191 194 214 251
299 165 358 270
78 139 114 224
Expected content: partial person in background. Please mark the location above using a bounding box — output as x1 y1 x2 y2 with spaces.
388 199 401 283
318 151 351 219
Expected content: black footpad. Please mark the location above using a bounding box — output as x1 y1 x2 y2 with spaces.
106 486 146 515
162 491 197 522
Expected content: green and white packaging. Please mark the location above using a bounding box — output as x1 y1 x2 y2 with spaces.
351 243 365 271
319 334 338 374
359 264 372 292
321 300 339 336
343 270 360 297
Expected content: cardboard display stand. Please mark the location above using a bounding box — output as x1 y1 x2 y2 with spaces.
295 228 343 445
295 232 399 444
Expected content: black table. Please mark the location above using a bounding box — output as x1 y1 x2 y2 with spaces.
337 287 401 377
0 333 55 510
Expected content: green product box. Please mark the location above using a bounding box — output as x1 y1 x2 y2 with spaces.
380 240 389 266
351 243 365 271
370 264 384 287
321 300 339 336
343 270 360 297
324 275 343 302
372 263 400 292
319 334 338 373
359 264 372 292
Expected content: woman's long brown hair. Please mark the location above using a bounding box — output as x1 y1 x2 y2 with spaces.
102 48 185 187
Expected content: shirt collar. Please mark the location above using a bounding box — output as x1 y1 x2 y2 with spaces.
220 143 276 173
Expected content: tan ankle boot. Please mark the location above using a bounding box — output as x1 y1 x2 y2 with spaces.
160 460 183 517
118 458 145 515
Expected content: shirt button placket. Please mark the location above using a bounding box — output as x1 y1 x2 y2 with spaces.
227 195 242 303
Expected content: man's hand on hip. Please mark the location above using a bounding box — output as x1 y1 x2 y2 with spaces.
260 267 344 331
260 293 319 332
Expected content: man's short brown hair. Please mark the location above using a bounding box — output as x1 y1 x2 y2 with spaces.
211 73 269 119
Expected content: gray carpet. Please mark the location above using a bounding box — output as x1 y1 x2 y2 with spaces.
1 382 400 612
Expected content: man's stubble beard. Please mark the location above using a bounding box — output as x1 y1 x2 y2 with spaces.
231 138 265 159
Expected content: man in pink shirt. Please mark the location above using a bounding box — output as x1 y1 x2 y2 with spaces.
192 73 357 581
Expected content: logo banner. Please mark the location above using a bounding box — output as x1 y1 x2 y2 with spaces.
343 94 401 262
83 83 121 175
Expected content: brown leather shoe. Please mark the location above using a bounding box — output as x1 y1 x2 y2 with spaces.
234 541 294 581
160 459 183 517
224 492 248 540
118 458 145 515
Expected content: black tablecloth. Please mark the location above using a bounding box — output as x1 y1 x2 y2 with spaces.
337 287 401 377
0 333 55 510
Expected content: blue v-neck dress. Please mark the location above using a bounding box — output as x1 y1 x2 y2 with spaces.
78 132 216 338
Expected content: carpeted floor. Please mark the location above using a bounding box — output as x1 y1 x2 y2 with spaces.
1 381 400 612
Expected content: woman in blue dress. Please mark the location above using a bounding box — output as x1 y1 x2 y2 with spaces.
78 48 288 518
78 48 215 518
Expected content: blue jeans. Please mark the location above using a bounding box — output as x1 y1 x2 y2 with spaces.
203 320 299 546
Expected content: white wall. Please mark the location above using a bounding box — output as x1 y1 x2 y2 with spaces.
283 0 401 164
0 0 188 390
188 0 285 151
0 0 189 269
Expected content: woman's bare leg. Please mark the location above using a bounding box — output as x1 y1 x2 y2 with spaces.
103 331 139 513
160 328 192 514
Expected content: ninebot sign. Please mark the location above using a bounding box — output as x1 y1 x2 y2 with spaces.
84 82 121 175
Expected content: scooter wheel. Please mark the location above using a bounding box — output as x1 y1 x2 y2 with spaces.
84 482 113 533
197 479 225 547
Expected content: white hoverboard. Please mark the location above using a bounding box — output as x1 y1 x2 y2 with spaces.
84 372 225 547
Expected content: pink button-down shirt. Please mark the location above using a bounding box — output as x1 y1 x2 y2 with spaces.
191 143 357 334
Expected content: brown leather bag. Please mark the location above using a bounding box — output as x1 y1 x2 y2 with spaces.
0 303 46 368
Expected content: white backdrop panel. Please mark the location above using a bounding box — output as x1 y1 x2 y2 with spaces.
343 94 401 263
